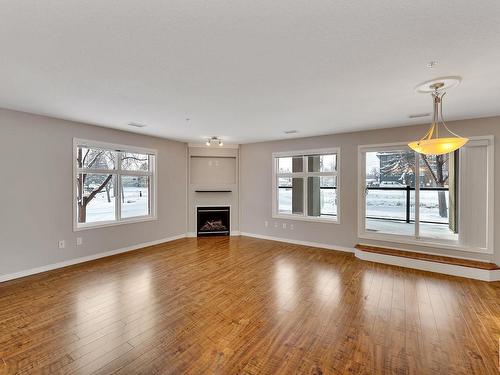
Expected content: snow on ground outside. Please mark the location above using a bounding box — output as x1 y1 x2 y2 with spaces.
366 190 450 223
278 189 457 239
84 187 149 223
278 190 336 215
278 190 450 222
85 187 455 240
366 219 458 241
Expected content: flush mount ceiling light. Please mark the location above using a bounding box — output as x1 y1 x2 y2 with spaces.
408 76 468 155
206 136 223 147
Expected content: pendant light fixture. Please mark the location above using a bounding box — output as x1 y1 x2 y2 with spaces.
408 77 468 155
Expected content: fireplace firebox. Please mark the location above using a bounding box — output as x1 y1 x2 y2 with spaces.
197 206 230 236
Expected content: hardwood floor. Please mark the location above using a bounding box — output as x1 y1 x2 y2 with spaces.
1 236 499 374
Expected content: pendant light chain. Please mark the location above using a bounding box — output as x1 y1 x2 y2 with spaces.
438 92 462 138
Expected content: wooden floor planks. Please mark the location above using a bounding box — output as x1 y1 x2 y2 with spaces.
0 236 499 374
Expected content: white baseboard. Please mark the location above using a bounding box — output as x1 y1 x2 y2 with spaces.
354 249 499 282
488 269 500 282
0 233 187 283
239 232 356 253
3 232 497 283
238 232 499 282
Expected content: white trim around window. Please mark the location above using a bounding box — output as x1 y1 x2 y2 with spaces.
272 147 340 224
357 136 494 254
73 138 158 231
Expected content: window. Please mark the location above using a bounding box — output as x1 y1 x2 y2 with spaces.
358 137 494 253
74 139 157 230
273 149 339 223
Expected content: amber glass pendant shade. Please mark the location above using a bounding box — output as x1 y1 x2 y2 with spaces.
408 137 468 155
408 83 468 156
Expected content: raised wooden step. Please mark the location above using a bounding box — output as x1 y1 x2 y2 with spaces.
355 244 500 271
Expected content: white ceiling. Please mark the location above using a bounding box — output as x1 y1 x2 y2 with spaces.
1 1 499 144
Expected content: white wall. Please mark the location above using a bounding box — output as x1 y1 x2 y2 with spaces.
240 116 500 265
0 109 187 277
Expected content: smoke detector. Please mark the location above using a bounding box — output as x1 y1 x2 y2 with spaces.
427 61 438 68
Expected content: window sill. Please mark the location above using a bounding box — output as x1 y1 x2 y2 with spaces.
74 215 158 232
357 232 492 254
272 214 340 224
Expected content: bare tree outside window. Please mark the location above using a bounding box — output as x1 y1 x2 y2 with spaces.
378 151 451 218
76 147 115 223
75 144 155 226
421 154 449 218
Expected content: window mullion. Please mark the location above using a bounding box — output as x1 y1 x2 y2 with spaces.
76 168 116 175
116 152 122 221
306 172 336 177
303 155 307 217
415 151 420 238
117 170 153 177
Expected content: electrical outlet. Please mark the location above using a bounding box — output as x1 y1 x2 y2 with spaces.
76 237 83 246
274 222 278 228
282 223 286 229
290 224 294 230
264 221 268 227
58 240 66 249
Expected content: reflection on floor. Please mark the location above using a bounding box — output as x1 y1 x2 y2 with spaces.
0 236 497 374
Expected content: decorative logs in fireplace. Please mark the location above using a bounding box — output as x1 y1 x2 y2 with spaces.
197 206 230 236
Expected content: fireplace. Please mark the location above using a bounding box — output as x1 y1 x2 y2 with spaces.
197 206 230 236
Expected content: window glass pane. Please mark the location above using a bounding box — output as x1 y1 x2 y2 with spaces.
308 154 336 172
418 152 458 241
76 173 116 224
121 176 150 218
121 153 151 171
307 176 337 217
76 147 116 169
278 177 303 214
365 150 415 236
277 156 303 173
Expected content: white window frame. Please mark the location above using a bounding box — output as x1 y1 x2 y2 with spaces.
73 138 158 231
357 136 494 253
272 147 340 224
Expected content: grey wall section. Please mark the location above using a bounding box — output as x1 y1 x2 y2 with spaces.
1 107 498 277
240 116 500 264
0 108 187 277
187 146 239 234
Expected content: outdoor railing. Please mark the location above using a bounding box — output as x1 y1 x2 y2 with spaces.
278 185 449 224
365 186 449 225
